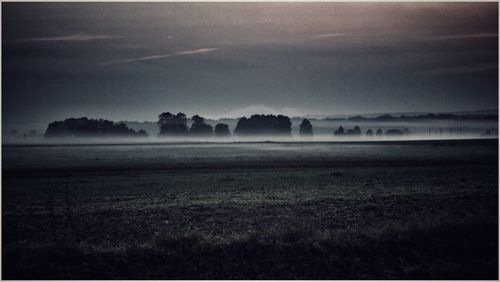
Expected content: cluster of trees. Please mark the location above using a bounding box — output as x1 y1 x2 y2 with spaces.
45 117 148 138
190 115 213 136
299 119 313 136
334 126 405 137
157 113 312 137
43 114 416 139
154 114 414 138
157 112 230 137
157 112 189 136
214 123 231 137
234 114 292 136
334 126 362 136
156 113 316 137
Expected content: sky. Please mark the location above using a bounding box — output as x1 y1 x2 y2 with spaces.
2 2 498 130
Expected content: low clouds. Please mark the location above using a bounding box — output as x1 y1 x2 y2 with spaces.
2 2 497 126
100 48 218 65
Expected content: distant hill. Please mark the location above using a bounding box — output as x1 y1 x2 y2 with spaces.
304 109 498 119
449 109 498 116
322 112 498 122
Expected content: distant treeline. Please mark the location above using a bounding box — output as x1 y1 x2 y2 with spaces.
333 126 407 137
157 112 230 137
326 113 498 122
234 115 292 136
43 111 498 138
44 114 305 138
157 112 312 137
45 117 148 138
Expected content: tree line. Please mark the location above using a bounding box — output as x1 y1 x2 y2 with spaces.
45 117 148 138
333 126 406 136
43 113 410 138
157 112 231 137
157 112 314 137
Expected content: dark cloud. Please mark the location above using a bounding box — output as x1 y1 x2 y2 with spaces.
2 2 498 130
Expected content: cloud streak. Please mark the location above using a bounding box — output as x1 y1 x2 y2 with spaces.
20 33 123 42
312 33 347 39
419 63 497 76
100 48 218 65
426 33 498 41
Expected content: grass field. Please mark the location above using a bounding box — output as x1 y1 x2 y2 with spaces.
2 139 498 279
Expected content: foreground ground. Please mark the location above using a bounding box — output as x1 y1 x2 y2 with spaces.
2 139 498 279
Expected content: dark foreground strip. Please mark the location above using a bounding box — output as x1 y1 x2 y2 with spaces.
3 221 497 279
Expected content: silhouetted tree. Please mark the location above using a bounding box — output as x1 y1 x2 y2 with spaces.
137 129 148 137
158 112 188 136
299 119 313 136
334 126 345 136
376 128 383 136
276 115 292 135
366 129 374 136
192 115 204 124
234 114 291 136
214 123 231 137
189 115 213 136
345 126 362 136
45 117 143 138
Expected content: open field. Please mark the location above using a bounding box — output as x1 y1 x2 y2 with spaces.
2 139 498 279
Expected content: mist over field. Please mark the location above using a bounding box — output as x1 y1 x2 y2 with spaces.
3 133 496 146
4 115 498 145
